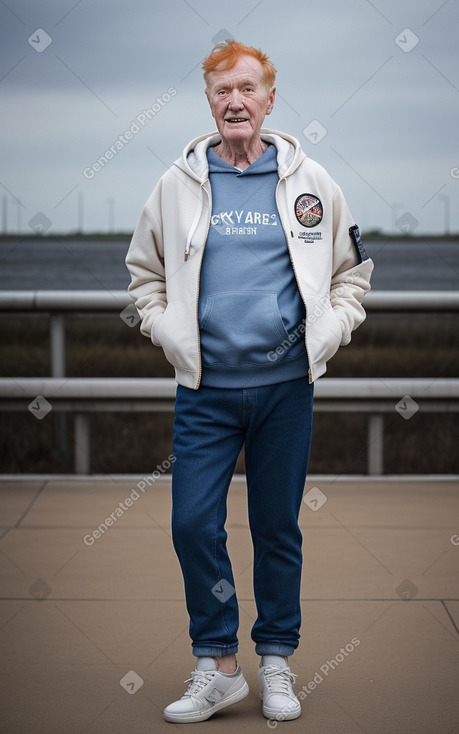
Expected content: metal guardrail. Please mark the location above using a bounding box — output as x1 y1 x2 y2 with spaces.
2 290 459 311
2 377 459 403
1 291 458 475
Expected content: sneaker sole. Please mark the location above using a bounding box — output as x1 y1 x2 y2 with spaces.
262 703 301 721
164 680 249 723
259 693 301 721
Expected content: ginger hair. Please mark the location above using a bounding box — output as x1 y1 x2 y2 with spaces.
203 40 276 88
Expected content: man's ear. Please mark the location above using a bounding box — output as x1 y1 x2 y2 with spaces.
205 88 215 118
266 86 276 116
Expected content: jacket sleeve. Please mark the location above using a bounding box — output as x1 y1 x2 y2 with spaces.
330 186 374 346
125 183 166 344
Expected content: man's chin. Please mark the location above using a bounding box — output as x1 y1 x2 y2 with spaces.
220 123 253 140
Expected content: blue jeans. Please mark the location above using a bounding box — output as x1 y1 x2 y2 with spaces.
171 377 314 658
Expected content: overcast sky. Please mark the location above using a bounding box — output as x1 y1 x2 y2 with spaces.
0 0 458 235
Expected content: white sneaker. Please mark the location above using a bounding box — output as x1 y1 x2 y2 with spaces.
258 663 301 721
164 665 249 723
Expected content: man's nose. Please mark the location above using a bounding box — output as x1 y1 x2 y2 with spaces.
228 90 244 108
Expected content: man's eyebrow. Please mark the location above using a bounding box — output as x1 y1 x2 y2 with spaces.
213 77 259 89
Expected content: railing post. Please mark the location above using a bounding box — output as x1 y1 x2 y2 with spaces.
50 313 66 377
368 414 384 475
50 313 67 455
74 413 90 474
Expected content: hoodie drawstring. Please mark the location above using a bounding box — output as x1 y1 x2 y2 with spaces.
184 186 205 261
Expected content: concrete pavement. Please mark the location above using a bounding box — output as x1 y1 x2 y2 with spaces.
0 477 458 733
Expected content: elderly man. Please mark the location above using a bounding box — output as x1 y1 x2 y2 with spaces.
126 40 373 724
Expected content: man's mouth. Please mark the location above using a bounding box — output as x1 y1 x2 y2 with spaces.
225 118 249 123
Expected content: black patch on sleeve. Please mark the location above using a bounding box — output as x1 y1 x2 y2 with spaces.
349 225 369 263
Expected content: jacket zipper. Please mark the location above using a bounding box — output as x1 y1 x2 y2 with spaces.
194 179 212 389
275 177 313 384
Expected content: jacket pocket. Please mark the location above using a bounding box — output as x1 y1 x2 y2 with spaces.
306 296 343 365
199 290 299 367
153 300 198 372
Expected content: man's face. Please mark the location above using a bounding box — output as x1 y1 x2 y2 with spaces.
205 55 275 146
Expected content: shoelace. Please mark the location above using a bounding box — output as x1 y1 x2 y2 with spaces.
183 669 216 698
262 665 297 694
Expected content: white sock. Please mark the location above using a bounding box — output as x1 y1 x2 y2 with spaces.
262 654 287 667
196 656 218 671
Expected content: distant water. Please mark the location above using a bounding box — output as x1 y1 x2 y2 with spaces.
0 238 458 291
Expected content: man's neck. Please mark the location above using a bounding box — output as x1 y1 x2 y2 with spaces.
213 138 268 170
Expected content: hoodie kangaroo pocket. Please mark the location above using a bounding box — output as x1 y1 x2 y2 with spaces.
199 290 297 367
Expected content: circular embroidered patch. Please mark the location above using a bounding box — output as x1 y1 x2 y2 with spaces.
294 193 323 228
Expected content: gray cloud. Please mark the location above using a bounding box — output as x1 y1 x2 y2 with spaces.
0 0 458 234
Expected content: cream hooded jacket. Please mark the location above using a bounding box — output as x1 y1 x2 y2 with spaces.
125 129 374 390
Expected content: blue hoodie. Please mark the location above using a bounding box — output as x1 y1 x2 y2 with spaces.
198 143 309 387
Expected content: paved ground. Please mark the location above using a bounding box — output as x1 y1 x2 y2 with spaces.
0 476 458 734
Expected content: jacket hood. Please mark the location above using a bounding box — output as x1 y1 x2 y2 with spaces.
173 129 307 182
